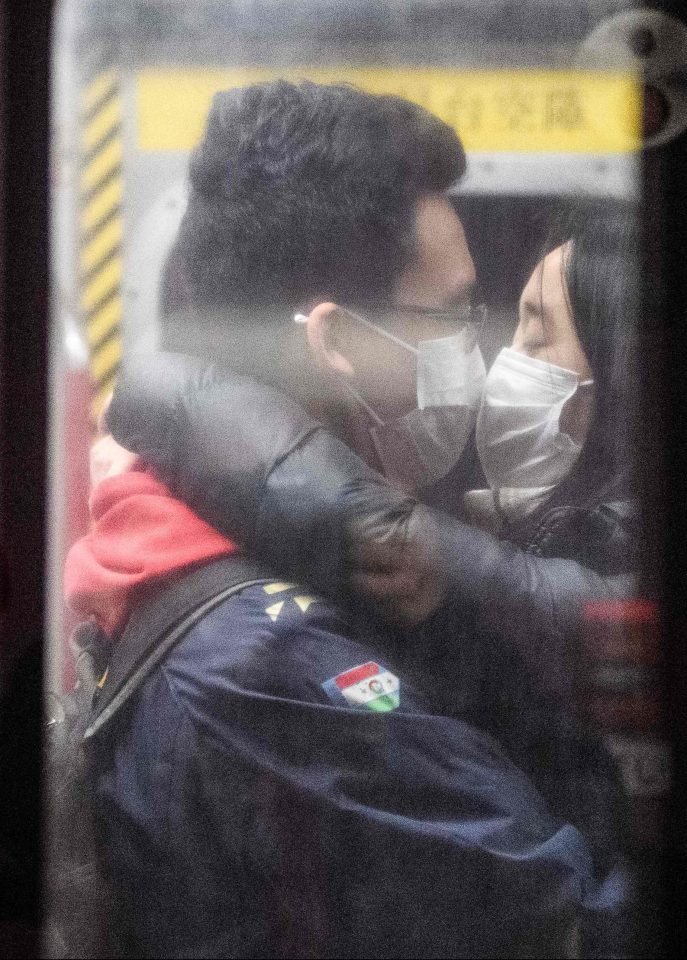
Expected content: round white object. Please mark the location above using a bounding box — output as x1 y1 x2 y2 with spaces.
578 8 687 148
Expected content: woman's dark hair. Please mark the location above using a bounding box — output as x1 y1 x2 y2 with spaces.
171 80 466 312
549 198 640 499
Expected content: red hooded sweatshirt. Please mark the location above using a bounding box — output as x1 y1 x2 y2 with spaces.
64 470 237 637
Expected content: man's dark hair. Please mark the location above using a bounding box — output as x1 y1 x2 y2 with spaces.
173 80 466 311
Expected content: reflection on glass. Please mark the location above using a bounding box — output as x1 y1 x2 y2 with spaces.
45 3 666 959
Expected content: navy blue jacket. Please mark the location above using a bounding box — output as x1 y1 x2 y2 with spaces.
92 570 600 959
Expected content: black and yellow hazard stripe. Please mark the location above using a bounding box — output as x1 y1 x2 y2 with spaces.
79 70 123 423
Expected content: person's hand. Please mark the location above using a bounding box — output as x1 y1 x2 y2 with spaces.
90 433 140 487
349 514 446 627
90 391 140 487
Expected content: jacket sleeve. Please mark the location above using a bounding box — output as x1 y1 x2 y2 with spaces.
108 353 636 697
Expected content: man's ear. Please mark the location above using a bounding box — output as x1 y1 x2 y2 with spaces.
305 301 355 377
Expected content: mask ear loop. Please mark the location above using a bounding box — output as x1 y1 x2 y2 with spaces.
294 307 419 428
293 308 411 427
340 379 385 427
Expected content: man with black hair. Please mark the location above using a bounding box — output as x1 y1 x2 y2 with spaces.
68 81 598 958
158 79 482 498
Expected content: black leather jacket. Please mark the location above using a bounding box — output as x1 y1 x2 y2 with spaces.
108 352 638 701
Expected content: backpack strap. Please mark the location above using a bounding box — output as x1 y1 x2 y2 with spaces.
84 555 272 740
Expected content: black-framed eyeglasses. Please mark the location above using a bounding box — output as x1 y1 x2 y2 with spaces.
380 302 489 329
339 302 489 352
293 303 489 349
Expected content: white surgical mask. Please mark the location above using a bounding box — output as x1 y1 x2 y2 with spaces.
416 326 486 411
475 347 593 521
295 308 486 490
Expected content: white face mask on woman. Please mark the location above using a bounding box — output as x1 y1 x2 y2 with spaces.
475 347 593 521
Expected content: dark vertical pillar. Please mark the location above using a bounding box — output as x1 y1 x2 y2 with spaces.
0 0 52 954
645 3 687 957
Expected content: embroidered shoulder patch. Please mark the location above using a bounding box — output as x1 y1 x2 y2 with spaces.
322 662 400 712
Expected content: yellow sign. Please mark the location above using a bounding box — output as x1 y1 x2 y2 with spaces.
136 66 640 154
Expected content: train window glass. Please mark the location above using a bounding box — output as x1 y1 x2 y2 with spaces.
46 2 670 957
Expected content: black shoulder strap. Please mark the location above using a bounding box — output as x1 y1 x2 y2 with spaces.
84 555 272 741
